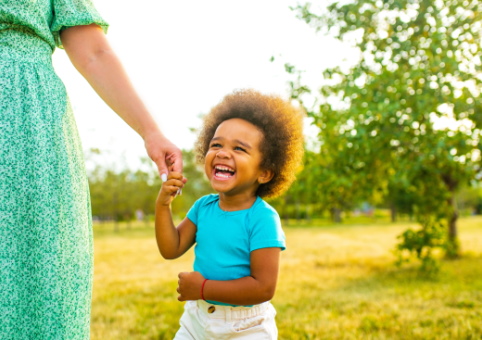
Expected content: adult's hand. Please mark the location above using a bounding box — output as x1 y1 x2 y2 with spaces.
144 132 183 176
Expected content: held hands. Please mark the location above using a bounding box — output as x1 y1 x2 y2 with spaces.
177 271 205 301
157 172 187 206
144 131 183 176
146 132 187 206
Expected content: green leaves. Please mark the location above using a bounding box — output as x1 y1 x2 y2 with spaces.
288 0 482 265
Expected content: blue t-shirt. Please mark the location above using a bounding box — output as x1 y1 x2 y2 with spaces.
187 194 286 306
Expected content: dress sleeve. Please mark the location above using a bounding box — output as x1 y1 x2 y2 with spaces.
50 0 109 48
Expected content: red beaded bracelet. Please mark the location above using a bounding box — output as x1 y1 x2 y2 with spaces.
200 279 208 301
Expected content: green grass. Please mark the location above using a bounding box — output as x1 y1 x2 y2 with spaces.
91 216 482 339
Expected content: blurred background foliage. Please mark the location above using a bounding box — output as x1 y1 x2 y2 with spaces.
85 147 482 225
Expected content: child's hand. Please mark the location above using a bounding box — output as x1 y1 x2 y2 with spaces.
177 271 205 301
157 172 186 206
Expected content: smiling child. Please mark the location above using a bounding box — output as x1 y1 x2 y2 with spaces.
155 89 304 339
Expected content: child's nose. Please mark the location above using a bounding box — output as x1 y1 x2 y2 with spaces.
216 149 230 159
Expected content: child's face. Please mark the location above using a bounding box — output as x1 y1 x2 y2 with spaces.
204 118 273 198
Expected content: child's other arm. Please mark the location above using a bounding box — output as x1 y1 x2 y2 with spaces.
155 172 195 259
177 247 281 305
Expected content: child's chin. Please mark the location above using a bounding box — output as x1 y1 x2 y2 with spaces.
212 183 236 194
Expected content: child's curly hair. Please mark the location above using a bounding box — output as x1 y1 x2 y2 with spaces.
195 89 304 198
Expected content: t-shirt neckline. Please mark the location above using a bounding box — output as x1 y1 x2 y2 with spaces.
215 196 260 215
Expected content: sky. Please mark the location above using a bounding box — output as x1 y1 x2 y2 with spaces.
52 0 352 169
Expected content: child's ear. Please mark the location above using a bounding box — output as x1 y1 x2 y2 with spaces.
258 169 274 184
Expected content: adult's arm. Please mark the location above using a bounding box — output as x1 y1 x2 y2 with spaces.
60 24 182 175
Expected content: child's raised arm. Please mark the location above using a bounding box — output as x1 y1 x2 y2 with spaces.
155 172 195 259
177 247 281 305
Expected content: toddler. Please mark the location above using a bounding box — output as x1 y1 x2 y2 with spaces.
155 89 304 339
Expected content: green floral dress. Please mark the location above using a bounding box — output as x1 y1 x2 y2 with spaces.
0 1 108 339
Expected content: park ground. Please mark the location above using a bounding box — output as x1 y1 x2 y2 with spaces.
90 216 482 339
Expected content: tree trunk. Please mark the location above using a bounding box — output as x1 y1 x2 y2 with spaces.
113 193 119 233
331 207 342 223
390 203 397 223
446 193 460 258
296 200 301 221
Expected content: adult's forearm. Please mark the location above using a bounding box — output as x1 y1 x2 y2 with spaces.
74 49 161 139
61 24 162 140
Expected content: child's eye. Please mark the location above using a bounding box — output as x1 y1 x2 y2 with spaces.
210 143 222 148
234 146 246 152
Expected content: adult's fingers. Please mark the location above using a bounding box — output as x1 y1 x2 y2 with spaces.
155 151 169 178
166 149 183 173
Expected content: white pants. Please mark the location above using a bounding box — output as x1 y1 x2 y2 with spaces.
173 300 278 340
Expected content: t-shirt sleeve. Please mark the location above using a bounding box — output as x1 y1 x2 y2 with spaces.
50 0 109 48
186 199 200 225
249 204 286 252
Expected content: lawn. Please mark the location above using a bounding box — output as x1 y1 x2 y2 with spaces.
91 216 482 339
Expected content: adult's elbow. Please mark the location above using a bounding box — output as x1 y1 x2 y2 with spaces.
75 48 113 74
61 24 114 73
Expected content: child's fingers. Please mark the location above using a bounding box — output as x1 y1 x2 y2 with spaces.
163 173 186 192
157 175 186 206
166 171 184 181
157 185 179 204
162 185 181 196
163 179 185 192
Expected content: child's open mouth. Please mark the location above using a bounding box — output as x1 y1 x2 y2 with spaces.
214 165 235 179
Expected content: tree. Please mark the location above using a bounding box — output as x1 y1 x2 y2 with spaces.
289 0 482 263
270 149 323 221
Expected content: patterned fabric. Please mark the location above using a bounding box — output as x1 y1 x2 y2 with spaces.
0 1 108 339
